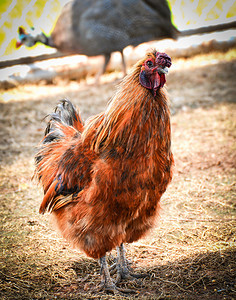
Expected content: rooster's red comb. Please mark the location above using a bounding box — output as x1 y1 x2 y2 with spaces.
156 52 172 68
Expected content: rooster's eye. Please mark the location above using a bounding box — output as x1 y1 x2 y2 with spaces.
146 60 153 68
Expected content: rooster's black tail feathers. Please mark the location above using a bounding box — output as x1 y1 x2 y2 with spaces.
43 99 84 144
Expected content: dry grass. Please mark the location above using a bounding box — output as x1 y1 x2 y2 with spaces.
0 50 235 299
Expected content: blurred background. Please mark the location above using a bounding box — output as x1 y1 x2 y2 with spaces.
0 0 235 87
0 0 235 60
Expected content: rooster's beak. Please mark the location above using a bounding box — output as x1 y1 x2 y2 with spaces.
158 67 169 75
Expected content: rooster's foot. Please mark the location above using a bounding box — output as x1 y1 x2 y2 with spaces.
115 243 149 283
99 255 135 294
116 264 148 284
98 281 134 294
109 257 132 275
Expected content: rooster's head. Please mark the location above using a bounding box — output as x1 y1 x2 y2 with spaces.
139 51 171 96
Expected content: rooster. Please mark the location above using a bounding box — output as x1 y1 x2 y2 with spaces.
35 49 174 293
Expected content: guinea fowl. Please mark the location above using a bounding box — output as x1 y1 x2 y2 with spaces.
16 0 177 80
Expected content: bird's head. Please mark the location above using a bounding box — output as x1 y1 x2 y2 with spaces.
139 51 172 96
16 27 36 48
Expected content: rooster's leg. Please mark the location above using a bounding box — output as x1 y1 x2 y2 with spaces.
116 243 148 283
99 255 133 294
99 255 116 292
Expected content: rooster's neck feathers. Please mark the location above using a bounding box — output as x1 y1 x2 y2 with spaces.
83 52 170 156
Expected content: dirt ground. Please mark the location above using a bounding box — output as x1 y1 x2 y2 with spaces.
0 49 235 300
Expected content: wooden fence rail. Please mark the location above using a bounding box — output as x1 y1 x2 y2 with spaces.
1 21 236 69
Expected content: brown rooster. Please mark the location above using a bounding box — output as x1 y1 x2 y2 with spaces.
35 49 174 293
